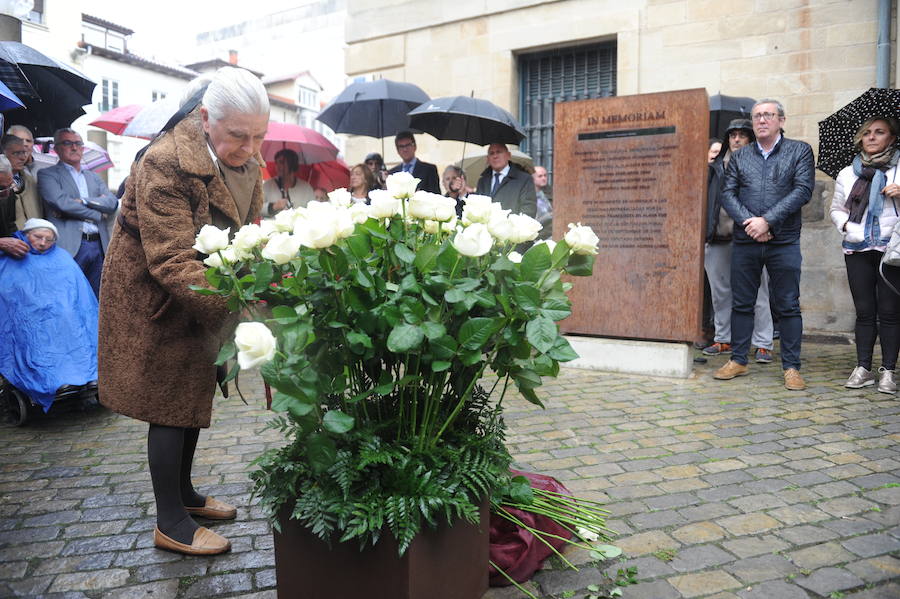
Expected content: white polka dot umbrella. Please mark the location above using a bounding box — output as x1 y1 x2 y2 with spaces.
817 87 900 179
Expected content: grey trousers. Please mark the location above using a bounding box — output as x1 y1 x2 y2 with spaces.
704 242 774 350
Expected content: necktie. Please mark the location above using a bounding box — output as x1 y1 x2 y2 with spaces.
490 172 501 196
403 163 412 173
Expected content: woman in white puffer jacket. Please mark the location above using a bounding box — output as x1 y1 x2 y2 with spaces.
829 116 900 394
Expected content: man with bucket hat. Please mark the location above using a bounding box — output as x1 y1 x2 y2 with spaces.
703 118 775 365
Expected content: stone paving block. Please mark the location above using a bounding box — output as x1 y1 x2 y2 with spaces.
841 532 900 558
821 516 882 537
667 543 735 572
0 560 26 580
845 555 900 583
736 579 811 598
810 480 863 498
850 473 900 489
768 504 830 526
658 477 710 493
644 492 699 510
133 559 209 583
678 502 740 522
628 509 687 530
795 566 864 596
610 555 675 580
615 530 680 557
722 535 790 559
725 553 798 583
729 493 788 512
184 572 253 598
843 582 900 598
620 579 681 599
32 553 116 576
4 574 54 597
774 524 839 546
819 495 879 517
101 580 181 599
864 486 900 505
48 569 131 593
668 570 742 598
717 513 781 536
788 541 857 569
670 521 726 544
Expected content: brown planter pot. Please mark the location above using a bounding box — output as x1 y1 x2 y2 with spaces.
273 499 489 599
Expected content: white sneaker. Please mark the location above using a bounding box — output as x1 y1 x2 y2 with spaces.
845 366 875 388
877 368 897 394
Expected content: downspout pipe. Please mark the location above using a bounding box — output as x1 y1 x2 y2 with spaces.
876 0 891 88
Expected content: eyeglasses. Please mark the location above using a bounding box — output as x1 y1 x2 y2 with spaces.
5 150 27 157
751 112 780 122
58 140 85 148
396 142 414 150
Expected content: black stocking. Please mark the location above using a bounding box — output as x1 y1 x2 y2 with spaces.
148 424 198 545
180 427 206 508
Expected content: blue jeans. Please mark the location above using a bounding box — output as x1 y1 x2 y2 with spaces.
730 241 802 369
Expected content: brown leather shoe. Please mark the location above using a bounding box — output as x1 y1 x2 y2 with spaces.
714 360 749 380
784 368 806 390
185 496 237 520
154 526 231 555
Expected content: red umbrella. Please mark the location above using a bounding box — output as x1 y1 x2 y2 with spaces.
261 121 338 165
306 159 350 192
89 104 144 136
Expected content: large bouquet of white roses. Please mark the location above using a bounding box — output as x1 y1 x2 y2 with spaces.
192 171 598 553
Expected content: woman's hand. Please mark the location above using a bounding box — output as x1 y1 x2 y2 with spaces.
882 183 900 199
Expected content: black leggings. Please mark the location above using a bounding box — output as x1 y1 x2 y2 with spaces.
148 424 205 543
845 251 900 370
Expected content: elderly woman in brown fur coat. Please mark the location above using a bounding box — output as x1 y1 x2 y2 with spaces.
98 67 269 556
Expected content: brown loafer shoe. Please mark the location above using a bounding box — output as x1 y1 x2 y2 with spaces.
154 526 231 555
714 360 749 380
784 368 806 390
185 496 237 520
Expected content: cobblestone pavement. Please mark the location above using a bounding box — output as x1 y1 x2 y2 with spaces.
1 341 898 598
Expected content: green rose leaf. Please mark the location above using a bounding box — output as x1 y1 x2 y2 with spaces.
551 239 571 264
566 252 595 277
323 410 355 434
346 331 373 352
540 296 572 321
513 284 542 314
271 305 299 324
458 317 497 350
387 323 424 352
252 261 274 291
204 268 222 287
214 340 236 366
513 367 542 389
445 288 466 303
305 433 337 473
414 244 440 273
421 322 446 340
394 243 416 264
548 336 579 362
521 242 551 282
431 360 451 372
345 233 371 258
526 315 557 353
508 475 534 504
517 385 544 407
430 335 458 360
593 545 622 559
459 349 483 366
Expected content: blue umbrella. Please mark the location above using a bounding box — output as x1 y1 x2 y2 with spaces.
0 78 24 111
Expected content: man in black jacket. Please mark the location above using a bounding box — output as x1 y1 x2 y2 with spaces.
475 143 536 217
715 99 815 390
387 131 440 194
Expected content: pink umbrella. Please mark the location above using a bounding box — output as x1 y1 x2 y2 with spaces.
261 122 338 165
89 104 144 136
305 160 350 192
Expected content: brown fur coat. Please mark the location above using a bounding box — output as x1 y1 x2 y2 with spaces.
98 111 262 428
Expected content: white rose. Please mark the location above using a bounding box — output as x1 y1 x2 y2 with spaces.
487 213 515 243
273 208 297 232
507 251 523 263
232 223 266 257
422 215 457 235
577 526 599 542
507 214 543 243
407 190 438 220
234 322 277 370
328 188 352 208
294 201 339 249
534 239 557 254
349 202 370 225
203 246 237 268
368 189 400 219
259 219 278 238
261 232 302 265
564 223 599 255
335 206 357 239
460 194 495 224
192 224 230 254
386 171 420 199
452 222 493 257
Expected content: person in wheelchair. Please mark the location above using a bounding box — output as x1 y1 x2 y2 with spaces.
0 218 98 412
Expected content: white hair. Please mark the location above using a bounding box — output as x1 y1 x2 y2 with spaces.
180 74 214 108
6 124 32 138
752 98 785 117
0 154 12 175
201 66 269 123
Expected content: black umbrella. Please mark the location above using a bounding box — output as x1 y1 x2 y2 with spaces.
0 42 96 136
407 96 525 146
817 87 900 179
709 93 755 141
316 79 430 139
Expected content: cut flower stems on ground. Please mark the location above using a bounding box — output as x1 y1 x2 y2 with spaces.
191 172 600 561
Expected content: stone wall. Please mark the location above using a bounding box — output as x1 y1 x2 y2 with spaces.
345 0 899 334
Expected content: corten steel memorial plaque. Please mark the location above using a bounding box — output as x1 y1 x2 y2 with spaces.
553 89 708 342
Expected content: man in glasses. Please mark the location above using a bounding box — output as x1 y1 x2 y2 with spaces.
6 124 43 177
1 134 42 230
387 131 440 194
37 128 118 297
714 99 815 391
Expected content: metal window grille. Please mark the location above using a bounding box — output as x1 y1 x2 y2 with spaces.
518 42 617 183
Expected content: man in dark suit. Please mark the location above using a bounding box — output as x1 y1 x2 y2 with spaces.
475 143 536 217
387 131 440 194
38 128 118 297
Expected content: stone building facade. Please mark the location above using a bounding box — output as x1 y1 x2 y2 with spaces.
344 0 899 335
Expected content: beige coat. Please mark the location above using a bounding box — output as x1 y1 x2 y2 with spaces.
98 110 262 428
14 170 42 229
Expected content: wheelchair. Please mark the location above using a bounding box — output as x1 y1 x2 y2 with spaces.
0 374 98 427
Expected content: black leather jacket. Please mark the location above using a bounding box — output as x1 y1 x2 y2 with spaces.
721 136 815 244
